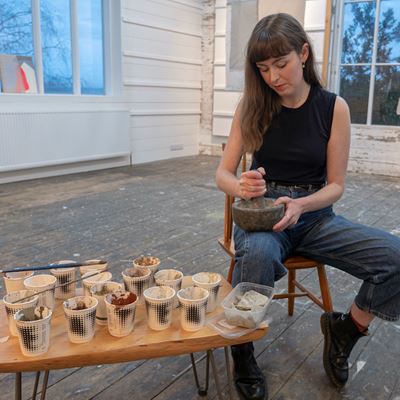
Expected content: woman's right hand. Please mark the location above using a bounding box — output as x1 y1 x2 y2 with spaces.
238 167 267 200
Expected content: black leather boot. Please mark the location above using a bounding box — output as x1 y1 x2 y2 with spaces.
231 342 267 400
320 312 368 388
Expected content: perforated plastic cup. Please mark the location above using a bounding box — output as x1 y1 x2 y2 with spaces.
133 256 160 286
63 296 98 343
81 271 112 297
24 274 57 310
79 259 108 277
14 306 52 357
90 281 123 325
50 260 76 299
177 286 209 332
104 290 138 337
122 266 151 305
143 286 175 331
154 269 183 308
192 272 222 313
3 271 34 294
3 290 39 336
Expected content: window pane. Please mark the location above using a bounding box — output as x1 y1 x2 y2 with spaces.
41 0 72 94
340 66 370 124
78 0 105 95
377 0 400 63
372 66 400 125
0 0 33 56
341 1 375 64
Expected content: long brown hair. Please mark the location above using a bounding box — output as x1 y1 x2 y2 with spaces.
241 13 321 153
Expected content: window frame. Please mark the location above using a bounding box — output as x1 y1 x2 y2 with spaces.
0 0 121 99
330 0 400 126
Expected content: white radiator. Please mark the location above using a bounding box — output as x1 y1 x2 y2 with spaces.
0 110 130 172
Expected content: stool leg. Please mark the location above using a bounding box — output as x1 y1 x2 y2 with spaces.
317 266 333 312
227 258 235 284
288 269 296 316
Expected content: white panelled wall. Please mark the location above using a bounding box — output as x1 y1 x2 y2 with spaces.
122 0 202 164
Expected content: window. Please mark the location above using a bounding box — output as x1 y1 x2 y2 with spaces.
0 0 106 95
332 0 400 126
225 0 258 91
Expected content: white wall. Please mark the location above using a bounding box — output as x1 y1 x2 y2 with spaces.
205 0 400 177
121 0 203 164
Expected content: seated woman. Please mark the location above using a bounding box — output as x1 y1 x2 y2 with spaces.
216 13 400 400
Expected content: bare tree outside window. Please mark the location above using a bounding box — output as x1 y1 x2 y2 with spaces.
0 0 104 95
0 1 33 57
41 0 73 94
339 0 400 126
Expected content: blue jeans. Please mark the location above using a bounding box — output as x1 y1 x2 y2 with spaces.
232 184 400 321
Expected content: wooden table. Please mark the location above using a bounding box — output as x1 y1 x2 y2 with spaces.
0 277 268 399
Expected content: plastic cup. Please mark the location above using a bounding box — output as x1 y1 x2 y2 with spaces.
90 281 123 325
63 296 98 343
3 271 34 294
81 271 112 297
143 286 175 331
133 256 160 286
104 290 138 337
122 266 151 305
14 306 52 357
3 290 39 336
24 274 57 310
79 259 108 277
177 286 209 332
192 272 222 313
50 260 76 299
154 269 183 308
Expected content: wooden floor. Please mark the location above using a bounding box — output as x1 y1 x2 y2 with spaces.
1 155 400 400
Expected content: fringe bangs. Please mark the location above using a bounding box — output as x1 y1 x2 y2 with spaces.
248 30 294 63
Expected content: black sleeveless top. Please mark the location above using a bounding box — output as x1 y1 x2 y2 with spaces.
253 85 336 185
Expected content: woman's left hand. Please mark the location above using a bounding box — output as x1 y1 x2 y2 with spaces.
272 197 304 232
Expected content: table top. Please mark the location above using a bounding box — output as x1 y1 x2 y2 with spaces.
0 276 268 373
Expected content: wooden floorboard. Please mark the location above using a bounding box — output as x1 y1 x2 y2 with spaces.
1 155 399 400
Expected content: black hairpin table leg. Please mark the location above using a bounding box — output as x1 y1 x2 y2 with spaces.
15 372 22 400
40 370 50 400
190 352 210 396
13 370 50 400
